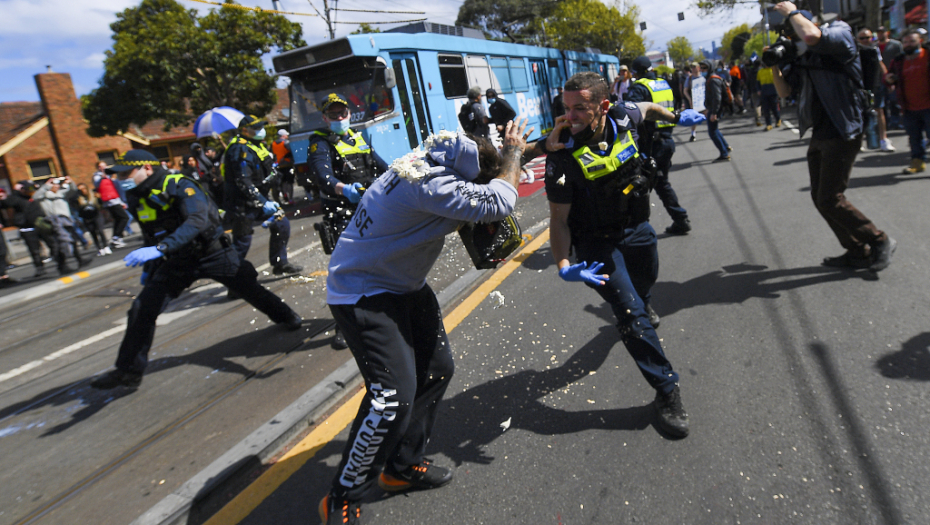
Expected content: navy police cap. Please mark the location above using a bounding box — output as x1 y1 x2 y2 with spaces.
106 149 160 174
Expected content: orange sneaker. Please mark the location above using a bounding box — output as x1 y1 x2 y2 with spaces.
319 493 360 525
378 459 453 492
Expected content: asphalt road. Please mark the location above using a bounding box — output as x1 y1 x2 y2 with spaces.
2 110 929 525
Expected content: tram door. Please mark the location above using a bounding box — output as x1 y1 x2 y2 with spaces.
391 54 432 149
530 59 554 130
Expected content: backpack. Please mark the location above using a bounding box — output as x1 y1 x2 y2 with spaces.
458 102 477 133
858 43 882 93
710 75 735 105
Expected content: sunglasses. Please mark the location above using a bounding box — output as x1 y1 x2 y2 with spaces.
858 36 872 41
324 107 349 119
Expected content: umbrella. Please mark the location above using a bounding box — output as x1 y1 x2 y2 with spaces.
192 106 245 138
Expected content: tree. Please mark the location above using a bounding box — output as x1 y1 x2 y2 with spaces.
456 0 558 43
694 0 757 18
667 36 695 66
351 23 381 34
82 0 304 136
540 0 644 58
743 30 779 60
721 23 752 63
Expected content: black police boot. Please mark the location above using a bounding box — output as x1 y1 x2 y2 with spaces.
665 219 691 236
332 327 348 350
273 262 304 275
645 303 661 329
655 385 689 438
280 310 302 331
90 369 143 390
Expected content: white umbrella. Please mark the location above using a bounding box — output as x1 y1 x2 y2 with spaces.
192 106 246 138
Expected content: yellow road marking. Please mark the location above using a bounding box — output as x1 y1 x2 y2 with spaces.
57 271 90 285
207 226 551 524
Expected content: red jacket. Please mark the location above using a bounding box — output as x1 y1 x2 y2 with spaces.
889 43 930 111
97 177 121 202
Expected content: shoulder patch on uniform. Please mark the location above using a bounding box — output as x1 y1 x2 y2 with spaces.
185 187 196 196
240 150 248 159
624 102 637 110
310 143 318 153
238 138 247 144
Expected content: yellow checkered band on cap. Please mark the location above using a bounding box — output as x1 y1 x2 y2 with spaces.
320 93 348 111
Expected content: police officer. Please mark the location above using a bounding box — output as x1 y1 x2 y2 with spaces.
308 93 389 349
224 115 303 278
627 55 693 236
540 72 706 438
89 150 302 390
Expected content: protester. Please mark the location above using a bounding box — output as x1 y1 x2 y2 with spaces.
0 181 55 277
756 65 782 130
486 88 517 134
887 28 930 173
684 62 701 141
858 28 895 152
271 130 297 204
33 177 87 274
702 60 733 161
96 168 130 249
75 183 110 256
459 86 490 138
615 65 631 101
771 4 896 271
729 62 746 113
551 86 565 118
877 26 904 130
319 122 529 525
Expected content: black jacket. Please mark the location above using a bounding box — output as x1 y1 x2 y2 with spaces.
0 191 45 228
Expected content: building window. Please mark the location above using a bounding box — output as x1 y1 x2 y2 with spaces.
28 160 55 180
97 151 117 165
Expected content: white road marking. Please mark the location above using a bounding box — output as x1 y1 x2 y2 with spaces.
781 119 800 134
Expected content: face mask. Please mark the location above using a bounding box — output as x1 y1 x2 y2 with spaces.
330 118 351 135
254 128 266 140
571 107 602 143
702 71 709 78
120 179 137 190
488 98 497 105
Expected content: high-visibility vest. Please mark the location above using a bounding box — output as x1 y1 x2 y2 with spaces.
571 129 640 180
635 78 676 128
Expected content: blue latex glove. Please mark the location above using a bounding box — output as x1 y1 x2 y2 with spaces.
140 271 150 285
262 200 280 218
124 246 163 267
342 182 364 204
677 109 706 127
559 261 609 286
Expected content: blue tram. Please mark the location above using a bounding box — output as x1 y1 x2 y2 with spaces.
272 23 620 169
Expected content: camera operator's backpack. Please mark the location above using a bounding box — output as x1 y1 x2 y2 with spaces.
458 102 478 133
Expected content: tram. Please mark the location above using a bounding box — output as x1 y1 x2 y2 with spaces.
272 23 620 170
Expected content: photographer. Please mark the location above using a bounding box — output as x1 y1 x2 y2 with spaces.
769 3 895 271
318 122 528 525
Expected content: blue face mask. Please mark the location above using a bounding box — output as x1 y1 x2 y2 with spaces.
487 98 497 105
254 128 266 140
330 118 351 135
702 71 709 78
120 179 137 190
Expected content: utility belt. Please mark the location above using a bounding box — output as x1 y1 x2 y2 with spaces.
201 233 232 257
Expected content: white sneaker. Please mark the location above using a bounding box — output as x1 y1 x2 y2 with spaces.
880 139 896 152
110 237 126 249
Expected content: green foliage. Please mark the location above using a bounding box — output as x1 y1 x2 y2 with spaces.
540 0 644 58
83 0 304 137
694 0 747 18
666 36 695 66
720 23 752 60
743 31 779 60
456 0 557 43
655 64 675 76
351 23 381 34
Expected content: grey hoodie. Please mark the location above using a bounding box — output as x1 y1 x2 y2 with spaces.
327 134 518 304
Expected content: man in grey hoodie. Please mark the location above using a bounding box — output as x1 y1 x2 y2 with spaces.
318 120 529 525
34 177 87 273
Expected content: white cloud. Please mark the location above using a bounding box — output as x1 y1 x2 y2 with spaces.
1 0 136 38
82 52 108 69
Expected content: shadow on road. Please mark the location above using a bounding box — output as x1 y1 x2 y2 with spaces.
875 332 930 381
650 262 870 318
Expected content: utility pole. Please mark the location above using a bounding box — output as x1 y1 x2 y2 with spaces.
322 0 336 40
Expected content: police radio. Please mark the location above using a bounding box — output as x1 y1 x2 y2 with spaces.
458 214 523 270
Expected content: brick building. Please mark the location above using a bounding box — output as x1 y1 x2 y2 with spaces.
0 70 132 190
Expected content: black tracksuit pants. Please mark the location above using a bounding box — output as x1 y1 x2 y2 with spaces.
328 284 454 500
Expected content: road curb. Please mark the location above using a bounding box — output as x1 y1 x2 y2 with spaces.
130 218 550 525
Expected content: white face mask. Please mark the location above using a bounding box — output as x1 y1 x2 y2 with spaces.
254 128 267 140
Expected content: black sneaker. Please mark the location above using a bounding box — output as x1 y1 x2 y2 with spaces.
712 155 731 163
332 328 348 350
822 252 871 269
90 369 142 390
379 459 453 492
689 135 696 142
655 386 689 437
280 310 302 331
645 304 660 329
665 219 691 236
226 288 241 301
869 236 897 272
318 494 361 525
272 262 303 275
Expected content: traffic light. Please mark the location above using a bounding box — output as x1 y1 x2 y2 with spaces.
640 21 647 30
678 12 685 21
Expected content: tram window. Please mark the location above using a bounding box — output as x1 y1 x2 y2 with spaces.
509 58 529 92
439 54 468 98
466 55 493 93
490 57 511 93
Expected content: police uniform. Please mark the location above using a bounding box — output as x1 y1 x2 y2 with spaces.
627 71 691 231
544 102 681 398
223 118 299 272
91 150 301 389
307 126 388 243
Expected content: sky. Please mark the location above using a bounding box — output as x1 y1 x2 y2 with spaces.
0 0 761 103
